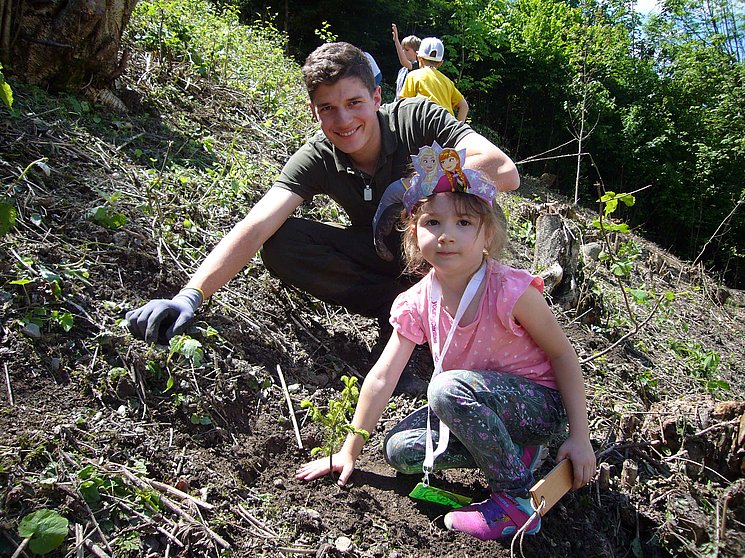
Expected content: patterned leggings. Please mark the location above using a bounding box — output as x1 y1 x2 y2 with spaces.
383 370 566 495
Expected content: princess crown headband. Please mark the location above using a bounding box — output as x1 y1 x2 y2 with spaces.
371 143 498 260
375 142 497 218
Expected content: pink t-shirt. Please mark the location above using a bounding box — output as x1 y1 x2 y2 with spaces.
390 259 558 389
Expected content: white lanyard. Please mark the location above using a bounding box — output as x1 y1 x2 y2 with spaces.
422 261 486 483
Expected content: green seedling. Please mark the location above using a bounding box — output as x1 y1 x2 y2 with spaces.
88 191 127 230
17 509 68 555
301 375 369 474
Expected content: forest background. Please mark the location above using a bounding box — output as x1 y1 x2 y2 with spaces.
1 0 744 287
0 1 744 556
219 0 745 288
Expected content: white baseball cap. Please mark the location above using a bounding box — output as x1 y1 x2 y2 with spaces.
417 37 444 62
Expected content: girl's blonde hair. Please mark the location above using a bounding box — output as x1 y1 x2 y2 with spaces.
401 193 507 276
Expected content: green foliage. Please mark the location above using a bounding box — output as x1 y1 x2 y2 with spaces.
314 21 338 43
670 340 730 394
301 375 369 459
88 206 127 230
128 0 309 123
168 334 204 368
0 62 13 109
88 191 127 230
0 198 17 236
17 509 68 555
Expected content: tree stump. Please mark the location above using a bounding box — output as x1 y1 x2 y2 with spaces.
0 0 137 92
533 210 580 306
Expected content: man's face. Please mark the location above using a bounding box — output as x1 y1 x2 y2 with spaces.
310 77 382 164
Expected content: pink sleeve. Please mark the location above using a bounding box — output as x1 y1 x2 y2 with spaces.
390 292 427 345
495 269 544 336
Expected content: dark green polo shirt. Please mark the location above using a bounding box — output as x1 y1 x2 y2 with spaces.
273 97 474 226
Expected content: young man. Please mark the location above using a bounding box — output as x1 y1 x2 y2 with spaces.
126 42 518 347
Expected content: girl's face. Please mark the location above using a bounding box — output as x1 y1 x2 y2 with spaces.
441 155 458 173
414 193 489 277
403 46 418 62
420 153 437 173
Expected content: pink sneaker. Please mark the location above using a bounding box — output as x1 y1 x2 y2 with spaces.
443 492 540 541
521 445 548 471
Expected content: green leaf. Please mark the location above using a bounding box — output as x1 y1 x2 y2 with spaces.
628 289 649 303
0 200 17 235
18 509 69 554
0 66 12 109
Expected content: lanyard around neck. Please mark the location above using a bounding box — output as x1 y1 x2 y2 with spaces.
423 261 487 480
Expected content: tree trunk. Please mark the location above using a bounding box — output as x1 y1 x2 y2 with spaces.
0 0 138 92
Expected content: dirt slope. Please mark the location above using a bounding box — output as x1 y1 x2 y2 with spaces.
0 62 744 558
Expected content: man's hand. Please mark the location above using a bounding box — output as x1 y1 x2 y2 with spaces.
125 288 203 344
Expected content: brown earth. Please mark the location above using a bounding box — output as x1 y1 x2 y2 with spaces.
1 56 744 558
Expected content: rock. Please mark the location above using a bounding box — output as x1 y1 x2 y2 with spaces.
21 322 42 339
335 536 354 553
582 241 603 262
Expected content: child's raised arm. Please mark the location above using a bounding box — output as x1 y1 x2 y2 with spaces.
391 24 414 70
512 285 596 490
295 332 416 486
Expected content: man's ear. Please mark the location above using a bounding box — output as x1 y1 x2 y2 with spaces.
373 86 382 110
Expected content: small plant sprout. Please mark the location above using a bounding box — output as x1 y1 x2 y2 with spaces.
301 375 369 474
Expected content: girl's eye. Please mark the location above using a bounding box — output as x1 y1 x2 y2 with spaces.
458 219 472 227
425 219 439 226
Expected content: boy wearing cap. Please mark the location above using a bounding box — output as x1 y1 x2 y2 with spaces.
126 43 515 390
401 37 469 122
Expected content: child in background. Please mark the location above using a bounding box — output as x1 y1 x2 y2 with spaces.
391 24 421 98
363 51 382 87
401 37 469 122
296 146 596 541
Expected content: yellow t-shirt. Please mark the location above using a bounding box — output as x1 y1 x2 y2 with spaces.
401 67 464 116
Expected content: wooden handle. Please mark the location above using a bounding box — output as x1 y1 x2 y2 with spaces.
529 459 573 516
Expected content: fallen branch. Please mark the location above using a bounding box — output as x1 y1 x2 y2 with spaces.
3 362 13 406
277 365 303 449
235 504 277 539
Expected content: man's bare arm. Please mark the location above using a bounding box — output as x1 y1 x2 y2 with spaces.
186 187 304 297
455 132 520 192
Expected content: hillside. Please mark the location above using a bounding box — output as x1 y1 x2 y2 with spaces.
1 20 744 558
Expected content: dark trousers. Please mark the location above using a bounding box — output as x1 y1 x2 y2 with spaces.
261 217 415 319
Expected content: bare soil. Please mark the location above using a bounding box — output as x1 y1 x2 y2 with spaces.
1 64 744 558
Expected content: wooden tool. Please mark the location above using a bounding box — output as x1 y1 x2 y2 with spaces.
529 459 573 515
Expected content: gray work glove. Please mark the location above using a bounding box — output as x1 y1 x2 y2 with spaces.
125 288 203 344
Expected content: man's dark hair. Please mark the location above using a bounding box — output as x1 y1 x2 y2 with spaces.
302 42 375 101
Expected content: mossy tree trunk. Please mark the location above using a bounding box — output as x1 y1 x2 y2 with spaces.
0 0 138 92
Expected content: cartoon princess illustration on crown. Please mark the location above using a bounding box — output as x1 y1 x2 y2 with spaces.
434 148 469 194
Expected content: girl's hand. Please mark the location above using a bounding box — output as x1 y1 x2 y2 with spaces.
556 436 596 490
295 452 357 486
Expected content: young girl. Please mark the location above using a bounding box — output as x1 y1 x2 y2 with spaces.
296 149 596 541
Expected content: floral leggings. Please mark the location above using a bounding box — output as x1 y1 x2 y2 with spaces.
383 370 566 496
